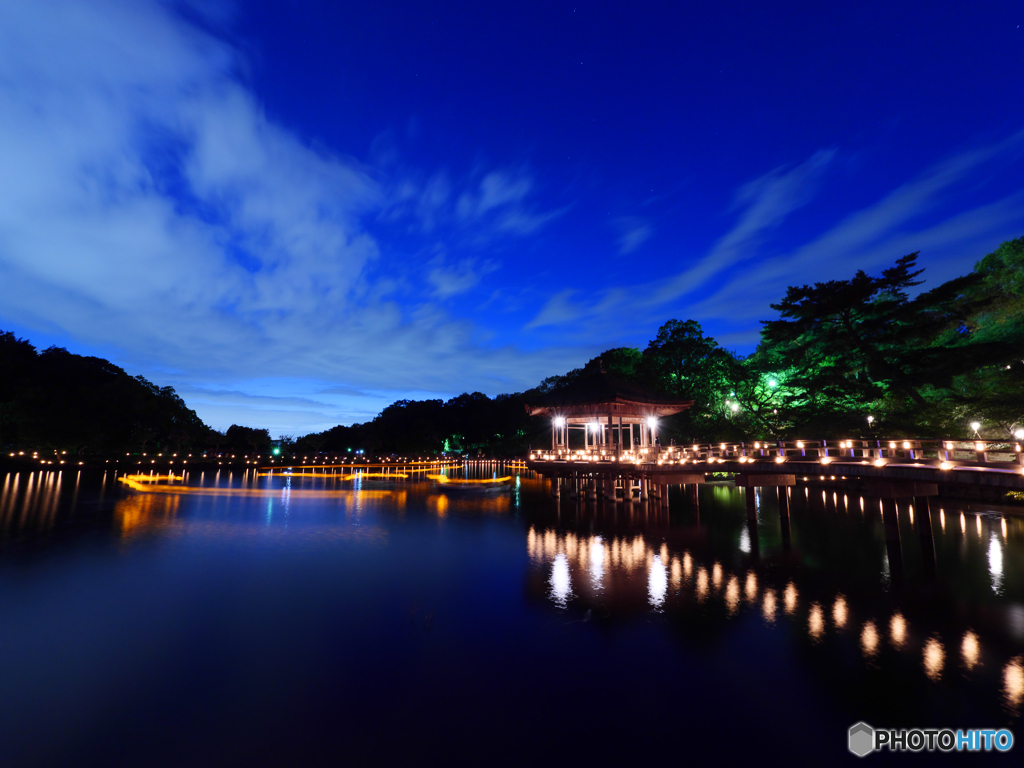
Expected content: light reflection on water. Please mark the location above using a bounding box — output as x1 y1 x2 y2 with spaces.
990 532 1005 594
783 581 797 615
1006 657 1024 715
648 555 667 609
890 613 907 649
861 621 879 658
963 630 981 670
762 588 777 623
549 553 572 608
0 471 68 533
524 477 1024 722
744 571 757 603
924 636 945 681
808 602 824 642
0 465 1023 753
832 595 847 628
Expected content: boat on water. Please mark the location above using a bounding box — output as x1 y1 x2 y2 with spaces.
426 474 513 492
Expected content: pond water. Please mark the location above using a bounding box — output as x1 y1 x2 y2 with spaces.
0 463 1021 765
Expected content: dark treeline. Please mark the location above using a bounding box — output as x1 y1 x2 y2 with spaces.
0 336 209 455
3 237 1021 457
290 393 535 456
0 335 273 456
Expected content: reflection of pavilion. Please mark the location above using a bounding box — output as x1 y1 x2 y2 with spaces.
524 523 1024 713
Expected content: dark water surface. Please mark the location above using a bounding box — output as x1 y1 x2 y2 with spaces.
0 464 1022 766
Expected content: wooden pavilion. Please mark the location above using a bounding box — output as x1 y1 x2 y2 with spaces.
524 360 694 455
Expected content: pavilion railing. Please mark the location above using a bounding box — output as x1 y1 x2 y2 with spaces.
529 438 1024 472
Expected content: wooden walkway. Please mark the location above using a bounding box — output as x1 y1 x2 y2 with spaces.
527 437 1024 502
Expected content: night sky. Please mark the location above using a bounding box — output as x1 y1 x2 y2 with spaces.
1 0 1022 435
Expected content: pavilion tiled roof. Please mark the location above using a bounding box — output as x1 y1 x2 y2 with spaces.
524 362 693 414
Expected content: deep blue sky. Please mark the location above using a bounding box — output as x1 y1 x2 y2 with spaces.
0 0 1022 435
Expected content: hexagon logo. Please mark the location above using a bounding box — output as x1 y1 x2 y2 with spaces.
849 722 874 757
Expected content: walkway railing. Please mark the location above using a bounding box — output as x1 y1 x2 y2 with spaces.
530 438 1024 473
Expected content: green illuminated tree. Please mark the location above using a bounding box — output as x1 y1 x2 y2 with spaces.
640 319 738 440
758 248 1023 436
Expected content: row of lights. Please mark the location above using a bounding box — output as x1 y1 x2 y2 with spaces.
553 416 659 429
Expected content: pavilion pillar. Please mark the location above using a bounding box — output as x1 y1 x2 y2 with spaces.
551 423 556 451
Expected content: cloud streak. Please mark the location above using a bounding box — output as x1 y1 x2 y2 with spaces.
0 0 576 427
526 138 1024 342
616 216 653 254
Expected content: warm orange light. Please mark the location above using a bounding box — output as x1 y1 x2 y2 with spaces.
961 630 980 670
923 636 944 681
783 581 797 614
833 595 848 628
808 602 824 641
890 613 907 648
1004 657 1024 714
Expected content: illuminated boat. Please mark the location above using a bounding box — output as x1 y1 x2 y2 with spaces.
426 474 513 492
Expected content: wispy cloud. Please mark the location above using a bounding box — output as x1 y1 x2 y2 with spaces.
457 171 532 218
0 0 573 428
527 149 835 329
526 138 1024 340
685 138 1024 323
427 257 497 299
615 216 653 254
646 149 835 306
